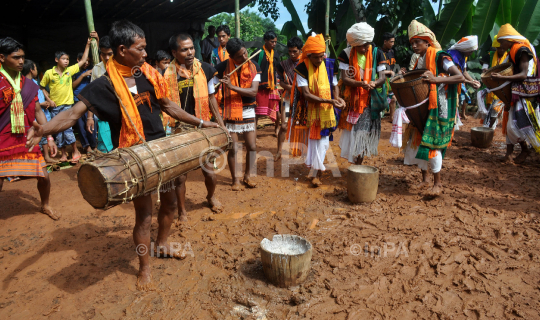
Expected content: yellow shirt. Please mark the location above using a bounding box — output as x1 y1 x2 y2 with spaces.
40 64 80 106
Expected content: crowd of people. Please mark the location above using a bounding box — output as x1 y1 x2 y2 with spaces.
0 18 539 290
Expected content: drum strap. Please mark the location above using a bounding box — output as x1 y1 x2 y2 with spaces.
105 76 166 209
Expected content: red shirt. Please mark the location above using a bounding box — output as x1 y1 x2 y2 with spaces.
0 75 40 157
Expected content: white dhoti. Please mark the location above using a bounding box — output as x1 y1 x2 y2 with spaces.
404 141 442 173
305 136 330 171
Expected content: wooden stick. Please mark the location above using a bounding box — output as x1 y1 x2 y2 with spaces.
214 49 262 90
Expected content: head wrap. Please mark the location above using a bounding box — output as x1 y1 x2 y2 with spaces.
492 35 500 48
449 36 478 52
346 22 375 47
300 33 326 65
497 23 536 59
408 20 442 50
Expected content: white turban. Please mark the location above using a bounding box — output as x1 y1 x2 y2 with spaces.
346 22 375 47
448 35 478 52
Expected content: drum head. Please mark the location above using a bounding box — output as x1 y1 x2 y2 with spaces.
78 164 108 209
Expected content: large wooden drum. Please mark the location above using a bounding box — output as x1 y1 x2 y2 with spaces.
390 69 431 134
77 127 231 209
481 62 513 106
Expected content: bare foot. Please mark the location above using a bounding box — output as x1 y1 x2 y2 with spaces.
424 184 442 198
514 149 531 164
411 181 430 191
41 205 61 220
243 177 257 188
155 243 187 260
208 196 223 213
311 177 323 187
273 153 281 162
500 154 512 162
43 156 56 164
59 155 68 162
178 211 188 222
231 181 245 191
136 266 155 291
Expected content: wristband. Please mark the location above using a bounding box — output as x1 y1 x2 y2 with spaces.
47 137 54 141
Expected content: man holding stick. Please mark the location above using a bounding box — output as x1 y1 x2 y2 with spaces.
214 38 261 190
163 33 226 221
26 20 219 291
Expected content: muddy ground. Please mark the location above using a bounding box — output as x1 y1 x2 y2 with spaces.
1 116 540 320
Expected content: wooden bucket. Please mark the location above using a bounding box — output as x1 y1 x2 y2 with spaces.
260 235 312 288
390 70 431 133
77 127 231 209
471 126 495 149
347 165 379 203
481 62 514 106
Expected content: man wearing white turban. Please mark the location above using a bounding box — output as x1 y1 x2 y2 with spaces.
338 22 388 164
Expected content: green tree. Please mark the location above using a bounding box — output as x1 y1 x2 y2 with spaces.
203 9 284 43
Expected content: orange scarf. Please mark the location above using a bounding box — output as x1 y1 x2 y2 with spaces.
215 46 229 106
218 45 229 62
348 46 373 115
106 59 169 148
413 45 439 111
264 47 275 90
223 58 257 121
164 59 210 122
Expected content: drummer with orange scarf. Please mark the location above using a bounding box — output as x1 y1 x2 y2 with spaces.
214 38 262 191
164 32 226 221
292 33 345 187
26 20 219 291
402 20 464 197
491 24 540 163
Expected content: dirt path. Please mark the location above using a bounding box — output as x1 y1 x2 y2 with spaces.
1 116 540 319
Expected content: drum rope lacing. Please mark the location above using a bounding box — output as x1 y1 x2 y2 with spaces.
106 76 167 208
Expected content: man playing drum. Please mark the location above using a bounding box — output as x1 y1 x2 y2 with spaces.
163 33 226 221
491 24 540 164
26 20 219 291
402 20 465 197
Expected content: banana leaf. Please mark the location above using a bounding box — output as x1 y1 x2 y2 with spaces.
472 0 501 45
516 0 540 41
417 0 437 27
337 2 357 43
511 0 526 25
281 21 298 41
431 0 475 48
456 6 473 40
282 0 307 38
495 0 512 26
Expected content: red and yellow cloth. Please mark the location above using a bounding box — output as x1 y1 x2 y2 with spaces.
0 153 46 178
106 59 169 148
0 66 24 133
163 58 211 126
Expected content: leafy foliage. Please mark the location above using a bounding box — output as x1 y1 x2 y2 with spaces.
204 10 285 44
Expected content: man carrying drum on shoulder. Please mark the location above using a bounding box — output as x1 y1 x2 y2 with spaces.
26 20 219 291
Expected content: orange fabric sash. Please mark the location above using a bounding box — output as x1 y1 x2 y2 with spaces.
164 59 210 122
223 59 257 121
106 59 169 148
348 46 373 115
215 46 229 105
413 46 439 111
264 47 276 90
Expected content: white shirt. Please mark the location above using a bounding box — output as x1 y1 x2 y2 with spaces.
297 74 338 88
